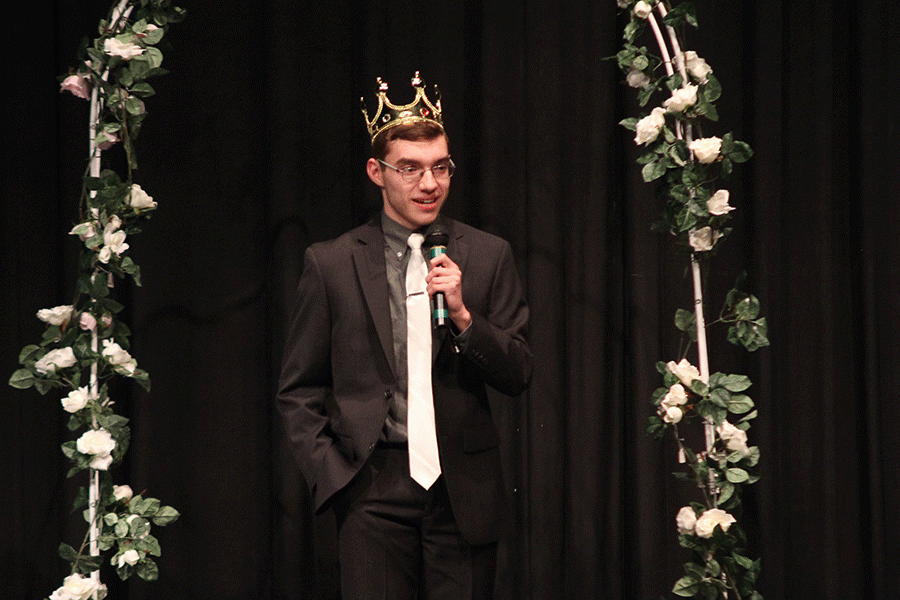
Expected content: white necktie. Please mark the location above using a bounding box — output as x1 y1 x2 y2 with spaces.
406 233 441 489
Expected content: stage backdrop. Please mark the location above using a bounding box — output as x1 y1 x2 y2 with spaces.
3 1 898 599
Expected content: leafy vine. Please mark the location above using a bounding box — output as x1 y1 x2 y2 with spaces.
615 2 767 599
9 1 185 598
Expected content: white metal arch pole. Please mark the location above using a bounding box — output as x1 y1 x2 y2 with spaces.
86 2 133 594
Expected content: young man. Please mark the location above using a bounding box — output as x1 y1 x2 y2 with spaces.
277 73 533 600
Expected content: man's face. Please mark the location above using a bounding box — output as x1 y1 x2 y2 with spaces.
367 135 451 231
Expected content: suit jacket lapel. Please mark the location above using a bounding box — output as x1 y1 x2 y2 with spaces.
445 219 469 280
352 219 398 378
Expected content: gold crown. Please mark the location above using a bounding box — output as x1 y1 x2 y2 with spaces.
361 71 443 143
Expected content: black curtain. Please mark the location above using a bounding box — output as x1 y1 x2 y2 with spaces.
4 1 899 599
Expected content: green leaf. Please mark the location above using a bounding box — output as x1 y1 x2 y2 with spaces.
136 558 160 581
690 379 709 396
18 344 42 364
744 446 761 467
726 467 749 483
152 506 180 526
642 160 667 182
74 554 103 574
674 308 696 336
142 26 165 45
733 553 755 570
9 369 35 389
117 67 134 88
709 387 730 409
59 542 79 562
34 379 57 395
673 575 701 597
738 409 758 424
131 82 156 97
665 72 684 92
620 117 638 131
719 374 752 392
145 47 164 69
728 140 754 163
663 2 699 28
718 481 735 505
728 394 754 414
125 96 146 116
702 74 722 103
115 519 130 538
92 272 110 299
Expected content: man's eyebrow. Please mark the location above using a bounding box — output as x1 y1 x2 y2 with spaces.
395 157 451 166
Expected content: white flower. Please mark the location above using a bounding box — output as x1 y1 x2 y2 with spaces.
60 74 91 100
684 50 713 84
688 226 722 252
114 484 134 502
76 428 116 470
694 508 737 539
79 312 98 331
626 68 650 88
99 230 129 264
117 549 141 567
105 214 122 234
660 383 687 422
663 84 698 113
35 347 78 375
661 405 683 424
102 339 138 375
688 136 722 163
130 183 157 210
707 189 735 215
666 358 701 388
104 37 144 60
633 1 653 19
717 420 750 456
49 573 105 600
62 387 92 413
37 305 74 326
662 383 688 407
676 506 697 535
634 107 667 145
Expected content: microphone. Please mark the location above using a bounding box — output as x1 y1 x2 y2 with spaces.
424 230 450 329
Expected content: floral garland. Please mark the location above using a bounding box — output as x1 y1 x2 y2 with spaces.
615 2 767 599
9 1 184 598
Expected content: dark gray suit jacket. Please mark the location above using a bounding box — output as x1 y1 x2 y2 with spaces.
276 215 532 545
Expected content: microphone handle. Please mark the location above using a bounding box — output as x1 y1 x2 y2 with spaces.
427 244 449 328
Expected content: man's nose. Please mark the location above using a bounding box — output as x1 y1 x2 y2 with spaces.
418 168 439 189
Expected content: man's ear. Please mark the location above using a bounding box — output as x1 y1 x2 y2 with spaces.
366 158 384 187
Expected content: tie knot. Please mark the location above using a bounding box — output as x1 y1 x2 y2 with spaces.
407 232 424 251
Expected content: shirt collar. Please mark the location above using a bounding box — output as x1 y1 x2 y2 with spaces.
381 212 444 255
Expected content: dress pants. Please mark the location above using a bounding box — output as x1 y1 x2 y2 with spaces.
332 443 498 600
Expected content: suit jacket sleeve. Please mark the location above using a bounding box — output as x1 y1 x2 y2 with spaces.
276 246 356 507
455 239 533 397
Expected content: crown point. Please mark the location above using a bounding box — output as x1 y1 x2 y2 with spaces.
377 77 388 92
411 71 423 87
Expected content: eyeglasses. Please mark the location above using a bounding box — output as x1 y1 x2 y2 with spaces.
377 158 456 183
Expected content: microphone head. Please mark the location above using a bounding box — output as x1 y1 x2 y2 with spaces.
424 230 449 248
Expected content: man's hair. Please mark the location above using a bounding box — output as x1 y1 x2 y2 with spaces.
371 120 448 160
